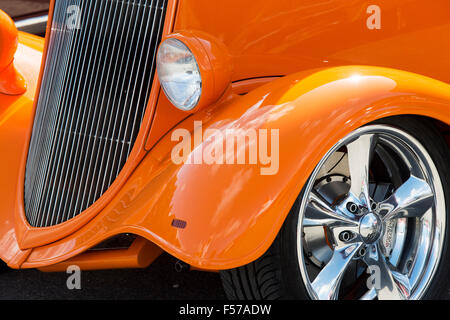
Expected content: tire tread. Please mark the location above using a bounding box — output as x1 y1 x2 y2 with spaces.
220 245 283 300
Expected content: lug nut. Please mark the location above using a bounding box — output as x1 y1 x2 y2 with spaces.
406 260 413 271
346 202 359 214
339 231 353 242
174 260 190 273
370 200 377 211
358 247 367 257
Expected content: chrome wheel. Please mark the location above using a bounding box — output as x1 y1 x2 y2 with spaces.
297 124 446 300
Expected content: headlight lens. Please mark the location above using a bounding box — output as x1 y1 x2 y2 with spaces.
157 38 202 111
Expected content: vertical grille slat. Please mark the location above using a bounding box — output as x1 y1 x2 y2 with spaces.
39 0 85 227
44 0 94 226
81 0 138 212
46 0 88 226
24 0 168 227
89 0 133 204
62 0 112 222
39 0 101 227
28 0 73 226
66 0 121 220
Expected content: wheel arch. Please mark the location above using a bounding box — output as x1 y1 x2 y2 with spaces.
21 66 450 270
431 117 450 149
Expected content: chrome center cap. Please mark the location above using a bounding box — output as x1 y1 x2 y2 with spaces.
359 213 382 243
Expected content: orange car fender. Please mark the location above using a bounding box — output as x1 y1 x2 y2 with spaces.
22 65 450 270
0 32 43 267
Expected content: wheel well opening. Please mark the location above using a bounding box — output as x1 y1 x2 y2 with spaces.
431 118 450 149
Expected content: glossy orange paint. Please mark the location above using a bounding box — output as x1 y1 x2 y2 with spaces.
0 63 27 96
0 31 43 268
143 77 274 151
0 10 18 70
231 77 281 96
20 66 450 270
0 0 449 271
0 10 26 95
174 0 450 84
38 237 162 272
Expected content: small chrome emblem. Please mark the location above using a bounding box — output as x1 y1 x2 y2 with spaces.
382 219 396 255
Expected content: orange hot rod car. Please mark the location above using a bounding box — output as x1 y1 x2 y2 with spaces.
0 0 449 300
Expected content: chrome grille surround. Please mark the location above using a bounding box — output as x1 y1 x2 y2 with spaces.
24 0 167 227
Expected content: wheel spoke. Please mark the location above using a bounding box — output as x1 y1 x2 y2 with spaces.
365 244 411 300
303 191 358 228
347 134 377 208
311 242 363 300
379 175 434 221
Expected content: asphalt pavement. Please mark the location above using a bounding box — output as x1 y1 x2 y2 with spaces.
0 253 226 300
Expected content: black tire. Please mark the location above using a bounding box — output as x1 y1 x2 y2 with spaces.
220 116 450 300
0 261 9 272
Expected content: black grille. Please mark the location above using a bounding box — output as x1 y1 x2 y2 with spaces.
24 0 167 227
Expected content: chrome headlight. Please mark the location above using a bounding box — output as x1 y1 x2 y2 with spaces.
156 38 202 111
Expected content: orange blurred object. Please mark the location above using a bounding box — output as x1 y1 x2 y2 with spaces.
0 9 26 95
